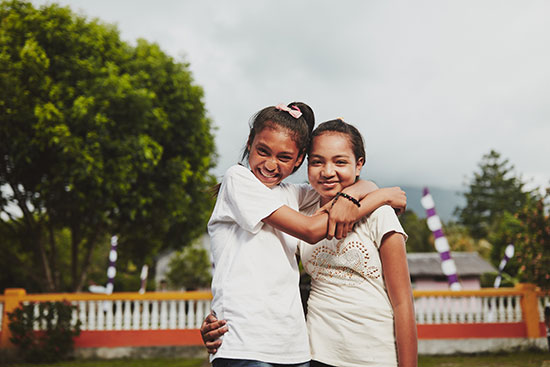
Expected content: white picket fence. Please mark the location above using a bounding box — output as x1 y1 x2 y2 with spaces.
16 298 211 331
1 292 550 332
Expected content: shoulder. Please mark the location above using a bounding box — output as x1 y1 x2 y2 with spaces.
222 164 261 189
224 164 252 180
370 205 398 219
278 182 311 194
361 205 400 232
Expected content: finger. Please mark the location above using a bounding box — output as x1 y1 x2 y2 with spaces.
200 313 219 334
202 319 226 334
205 312 219 323
204 325 229 341
327 218 336 240
341 222 349 238
335 222 343 240
340 223 349 238
206 340 223 350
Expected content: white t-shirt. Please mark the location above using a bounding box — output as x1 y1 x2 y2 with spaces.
208 165 318 364
299 204 407 367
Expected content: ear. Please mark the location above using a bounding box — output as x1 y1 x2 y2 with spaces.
355 157 365 175
295 153 305 168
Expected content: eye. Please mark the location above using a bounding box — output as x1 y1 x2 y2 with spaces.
336 160 349 165
279 155 292 162
308 159 322 166
257 147 269 156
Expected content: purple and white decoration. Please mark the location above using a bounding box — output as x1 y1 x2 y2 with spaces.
105 235 118 294
139 265 149 294
421 187 462 291
88 235 118 295
494 243 514 288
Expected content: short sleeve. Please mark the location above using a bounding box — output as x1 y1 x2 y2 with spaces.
288 183 320 211
218 165 286 234
367 205 408 249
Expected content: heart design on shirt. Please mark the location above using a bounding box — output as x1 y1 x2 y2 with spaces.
305 240 380 285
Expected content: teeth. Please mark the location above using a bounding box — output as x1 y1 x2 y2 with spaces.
260 170 277 179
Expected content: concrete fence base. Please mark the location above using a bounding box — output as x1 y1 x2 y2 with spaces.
74 345 208 360
419 337 548 355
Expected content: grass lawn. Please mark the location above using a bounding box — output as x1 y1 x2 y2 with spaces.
419 350 550 367
5 357 207 367
4 351 550 367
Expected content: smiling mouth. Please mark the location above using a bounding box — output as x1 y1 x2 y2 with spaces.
318 181 339 189
258 168 280 181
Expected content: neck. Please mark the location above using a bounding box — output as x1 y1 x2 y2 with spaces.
320 196 334 207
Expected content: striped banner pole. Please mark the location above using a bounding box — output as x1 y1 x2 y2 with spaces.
421 187 462 291
88 235 119 295
139 265 149 294
105 235 118 295
494 243 514 288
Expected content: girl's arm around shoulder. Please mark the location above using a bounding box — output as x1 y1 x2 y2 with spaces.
327 181 407 239
262 180 379 244
337 179 407 216
379 232 417 367
357 186 407 217
263 206 329 244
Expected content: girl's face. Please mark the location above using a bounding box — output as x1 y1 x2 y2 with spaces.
247 125 303 188
308 132 364 205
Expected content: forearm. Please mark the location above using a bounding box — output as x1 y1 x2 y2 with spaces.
356 189 391 217
341 179 378 200
394 301 418 367
263 206 328 244
380 234 417 367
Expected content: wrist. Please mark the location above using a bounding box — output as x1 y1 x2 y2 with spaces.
334 192 361 208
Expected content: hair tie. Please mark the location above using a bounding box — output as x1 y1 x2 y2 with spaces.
275 103 302 119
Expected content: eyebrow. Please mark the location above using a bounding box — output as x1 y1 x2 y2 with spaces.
256 142 294 156
309 153 351 159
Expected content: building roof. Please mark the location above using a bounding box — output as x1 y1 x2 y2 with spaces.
407 252 496 277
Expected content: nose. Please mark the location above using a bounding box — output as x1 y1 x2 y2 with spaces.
321 163 335 177
265 159 277 171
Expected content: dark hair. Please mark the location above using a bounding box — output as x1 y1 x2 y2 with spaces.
310 119 366 163
241 102 315 173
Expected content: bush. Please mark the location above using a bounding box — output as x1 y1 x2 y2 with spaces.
8 301 81 363
166 243 212 291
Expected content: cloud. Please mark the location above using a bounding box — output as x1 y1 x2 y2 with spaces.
32 0 550 190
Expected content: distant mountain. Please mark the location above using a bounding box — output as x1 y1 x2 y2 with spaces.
285 169 465 223
400 185 465 222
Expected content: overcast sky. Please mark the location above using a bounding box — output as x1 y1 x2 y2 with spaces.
33 0 550 191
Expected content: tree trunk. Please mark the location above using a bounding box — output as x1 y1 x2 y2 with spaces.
48 224 60 290
75 230 99 292
71 228 82 291
10 183 55 291
37 231 56 291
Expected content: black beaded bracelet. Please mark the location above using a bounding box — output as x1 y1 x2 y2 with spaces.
335 192 361 208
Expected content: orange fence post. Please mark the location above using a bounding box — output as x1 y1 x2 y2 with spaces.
516 283 541 338
1 288 26 348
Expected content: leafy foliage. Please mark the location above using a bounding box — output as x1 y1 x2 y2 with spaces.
443 222 492 259
455 150 531 240
8 301 81 363
509 190 550 289
400 210 433 252
0 0 216 291
165 242 212 291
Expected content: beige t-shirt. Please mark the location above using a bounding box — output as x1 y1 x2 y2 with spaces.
299 204 407 367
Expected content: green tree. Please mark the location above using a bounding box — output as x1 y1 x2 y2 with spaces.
165 242 212 291
400 210 433 252
497 190 550 289
0 0 216 292
444 222 492 259
455 150 531 240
